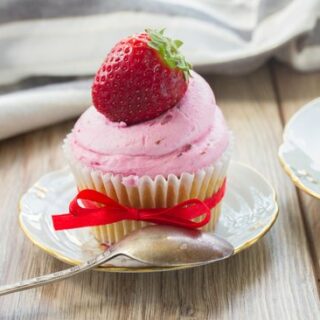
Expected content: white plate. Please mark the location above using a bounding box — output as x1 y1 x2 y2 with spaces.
19 162 278 273
279 98 320 199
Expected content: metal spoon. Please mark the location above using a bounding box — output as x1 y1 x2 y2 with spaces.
0 225 233 296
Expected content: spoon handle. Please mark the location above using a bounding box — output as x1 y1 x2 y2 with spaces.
0 249 118 296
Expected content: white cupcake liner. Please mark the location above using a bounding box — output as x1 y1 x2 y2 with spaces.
63 135 232 244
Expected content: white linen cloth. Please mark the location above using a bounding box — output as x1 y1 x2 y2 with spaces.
0 0 319 139
0 80 91 140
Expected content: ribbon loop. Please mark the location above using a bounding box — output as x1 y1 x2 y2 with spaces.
52 179 226 231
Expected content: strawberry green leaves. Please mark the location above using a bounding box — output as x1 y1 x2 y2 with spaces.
146 29 192 80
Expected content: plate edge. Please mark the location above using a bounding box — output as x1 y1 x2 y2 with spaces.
19 162 279 273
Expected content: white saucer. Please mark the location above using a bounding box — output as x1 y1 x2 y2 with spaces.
279 98 320 199
19 162 278 273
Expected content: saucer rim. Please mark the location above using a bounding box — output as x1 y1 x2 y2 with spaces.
278 97 320 199
19 161 279 273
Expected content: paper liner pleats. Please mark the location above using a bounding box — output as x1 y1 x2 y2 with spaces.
64 137 231 244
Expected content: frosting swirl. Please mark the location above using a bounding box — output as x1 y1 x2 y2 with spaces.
69 72 230 178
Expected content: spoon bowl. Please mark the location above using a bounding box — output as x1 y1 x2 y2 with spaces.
113 225 234 267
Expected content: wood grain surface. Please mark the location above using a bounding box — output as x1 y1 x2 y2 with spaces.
0 63 320 319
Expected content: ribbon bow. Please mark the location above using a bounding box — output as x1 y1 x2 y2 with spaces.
52 179 226 231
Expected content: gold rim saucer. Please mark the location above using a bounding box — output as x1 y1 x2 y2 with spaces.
278 98 320 199
19 162 278 273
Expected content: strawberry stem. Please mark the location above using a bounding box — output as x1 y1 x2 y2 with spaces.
145 28 192 80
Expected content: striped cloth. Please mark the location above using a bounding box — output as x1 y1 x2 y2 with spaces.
0 0 319 84
0 0 319 140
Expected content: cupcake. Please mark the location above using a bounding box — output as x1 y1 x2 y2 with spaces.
63 29 232 244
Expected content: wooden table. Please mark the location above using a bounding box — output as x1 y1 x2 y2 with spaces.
0 62 319 319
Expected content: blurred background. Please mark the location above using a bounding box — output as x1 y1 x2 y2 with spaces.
1 0 320 83
0 0 319 139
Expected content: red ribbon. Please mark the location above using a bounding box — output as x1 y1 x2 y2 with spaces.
52 179 226 231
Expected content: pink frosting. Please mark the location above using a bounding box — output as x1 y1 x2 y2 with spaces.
68 72 230 179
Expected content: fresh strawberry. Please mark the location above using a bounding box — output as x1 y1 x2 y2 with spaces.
92 29 192 125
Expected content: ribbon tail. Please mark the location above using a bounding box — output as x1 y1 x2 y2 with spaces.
141 208 211 229
52 209 126 230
